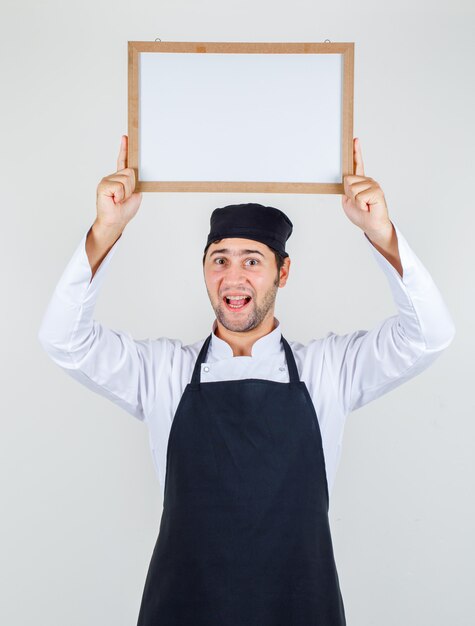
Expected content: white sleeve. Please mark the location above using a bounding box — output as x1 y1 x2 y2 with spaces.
323 222 456 415
38 226 166 422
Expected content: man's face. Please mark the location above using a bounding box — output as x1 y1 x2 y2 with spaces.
203 238 290 333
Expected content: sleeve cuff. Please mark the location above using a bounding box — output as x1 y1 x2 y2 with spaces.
364 222 417 284
364 221 456 350
53 225 122 307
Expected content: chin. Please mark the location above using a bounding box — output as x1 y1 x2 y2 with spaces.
223 321 254 333
216 308 256 333
220 314 249 331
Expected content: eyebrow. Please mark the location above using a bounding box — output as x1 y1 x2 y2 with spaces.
209 248 265 258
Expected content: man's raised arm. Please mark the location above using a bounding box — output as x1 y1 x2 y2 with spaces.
322 138 455 416
37 136 167 422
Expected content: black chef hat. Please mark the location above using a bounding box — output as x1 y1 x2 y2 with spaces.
204 203 293 258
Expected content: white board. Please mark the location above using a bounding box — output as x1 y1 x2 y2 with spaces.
139 52 343 183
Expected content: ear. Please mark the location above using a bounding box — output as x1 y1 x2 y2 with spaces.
278 257 291 288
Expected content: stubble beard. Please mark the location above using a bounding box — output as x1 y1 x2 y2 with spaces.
210 274 279 333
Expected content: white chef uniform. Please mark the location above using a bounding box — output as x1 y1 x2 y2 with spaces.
38 222 456 502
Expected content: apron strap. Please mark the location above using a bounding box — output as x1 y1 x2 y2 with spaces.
190 332 300 385
281 335 300 383
191 333 213 385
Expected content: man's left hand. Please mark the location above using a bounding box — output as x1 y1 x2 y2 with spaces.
342 138 393 238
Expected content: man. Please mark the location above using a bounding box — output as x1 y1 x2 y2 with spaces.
38 135 455 625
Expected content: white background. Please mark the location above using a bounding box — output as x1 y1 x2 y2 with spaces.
1 0 474 625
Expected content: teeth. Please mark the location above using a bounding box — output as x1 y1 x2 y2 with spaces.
225 295 251 308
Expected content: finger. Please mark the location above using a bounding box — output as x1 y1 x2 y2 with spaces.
353 190 372 212
117 135 128 171
354 188 384 211
343 175 371 198
108 167 135 192
105 172 134 199
343 174 369 185
354 137 365 176
98 179 127 203
347 180 373 196
100 174 133 203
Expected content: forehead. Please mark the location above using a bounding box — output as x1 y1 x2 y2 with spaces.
207 238 272 256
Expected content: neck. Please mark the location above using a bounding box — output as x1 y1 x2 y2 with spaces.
214 313 277 357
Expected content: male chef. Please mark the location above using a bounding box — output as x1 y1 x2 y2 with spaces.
38 135 455 625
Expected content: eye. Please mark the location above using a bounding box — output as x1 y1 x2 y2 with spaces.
245 258 259 266
214 258 226 265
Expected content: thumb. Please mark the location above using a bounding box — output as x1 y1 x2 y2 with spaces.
354 138 365 176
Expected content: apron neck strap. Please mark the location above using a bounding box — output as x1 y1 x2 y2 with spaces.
191 332 300 384
191 333 213 384
281 335 300 383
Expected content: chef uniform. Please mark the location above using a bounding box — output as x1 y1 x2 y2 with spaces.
136 204 347 625
38 202 456 626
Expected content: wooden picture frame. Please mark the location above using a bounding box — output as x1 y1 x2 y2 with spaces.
128 41 354 194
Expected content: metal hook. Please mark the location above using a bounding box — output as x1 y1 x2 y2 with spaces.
324 39 331 43
155 37 162 42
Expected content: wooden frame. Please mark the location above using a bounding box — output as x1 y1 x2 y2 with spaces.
128 41 354 194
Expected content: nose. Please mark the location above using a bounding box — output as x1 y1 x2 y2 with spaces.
221 262 248 288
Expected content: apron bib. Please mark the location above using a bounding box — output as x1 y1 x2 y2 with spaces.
137 333 346 625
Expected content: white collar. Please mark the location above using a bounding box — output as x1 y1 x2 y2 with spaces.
209 317 283 359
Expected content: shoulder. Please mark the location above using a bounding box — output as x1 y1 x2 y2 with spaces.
149 334 208 369
284 334 329 375
286 333 332 357
286 330 365 372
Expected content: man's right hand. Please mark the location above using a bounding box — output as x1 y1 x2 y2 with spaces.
96 135 142 231
87 136 142 279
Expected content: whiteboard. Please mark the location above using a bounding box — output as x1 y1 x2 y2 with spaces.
128 42 354 194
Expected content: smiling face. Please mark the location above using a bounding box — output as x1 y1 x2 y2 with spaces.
203 238 290 333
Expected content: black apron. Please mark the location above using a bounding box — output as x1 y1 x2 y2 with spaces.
137 333 346 625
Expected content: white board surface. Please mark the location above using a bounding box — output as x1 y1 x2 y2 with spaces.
138 52 343 183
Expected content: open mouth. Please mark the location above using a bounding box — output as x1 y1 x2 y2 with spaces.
223 295 252 311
